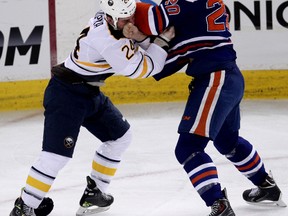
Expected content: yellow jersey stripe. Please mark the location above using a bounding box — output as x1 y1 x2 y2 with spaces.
92 161 117 176
76 60 111 68
26 176 51 193
136 57 148 78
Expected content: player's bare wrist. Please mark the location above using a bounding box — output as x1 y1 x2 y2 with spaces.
152 36 169 52
135 34 148 43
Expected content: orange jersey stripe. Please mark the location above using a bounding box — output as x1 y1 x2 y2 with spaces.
194 71 222 136
135 2 153 35
191 170 218 185
154 5 164 33
237 154 260 171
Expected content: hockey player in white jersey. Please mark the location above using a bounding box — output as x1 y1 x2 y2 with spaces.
9 0 175 216
64 0 173 80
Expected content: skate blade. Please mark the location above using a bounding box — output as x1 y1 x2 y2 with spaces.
246 196 287 208
76 206 110 216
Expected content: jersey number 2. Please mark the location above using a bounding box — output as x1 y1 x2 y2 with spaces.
122 40 136 60
73 27 90 59
206 0 228 32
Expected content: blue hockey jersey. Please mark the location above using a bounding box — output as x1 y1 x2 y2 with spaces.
135 0 237 80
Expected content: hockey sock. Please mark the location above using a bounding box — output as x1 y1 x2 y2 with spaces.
91 129 132 192
22 151 70 208
225 136 267 186
90 151 120 193
183 152 223 206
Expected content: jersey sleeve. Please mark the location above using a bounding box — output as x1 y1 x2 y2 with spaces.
100 38 168 79
135 2 170 36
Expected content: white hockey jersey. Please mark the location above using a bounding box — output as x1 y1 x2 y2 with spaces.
64 11 167 81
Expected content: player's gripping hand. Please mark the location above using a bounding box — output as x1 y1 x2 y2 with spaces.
123 23 147 42
152 26 175 51
159 26 175 42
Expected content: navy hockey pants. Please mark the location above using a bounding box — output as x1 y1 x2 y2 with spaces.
42 76 130 158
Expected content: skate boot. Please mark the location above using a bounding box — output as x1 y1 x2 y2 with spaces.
208 188 235 216
76 176 114 216
10 197 35 216
243 172 287 207
10 196 54 216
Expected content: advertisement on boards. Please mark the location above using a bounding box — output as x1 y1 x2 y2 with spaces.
219 0 288 70
0 0 287 82
0 0 54 81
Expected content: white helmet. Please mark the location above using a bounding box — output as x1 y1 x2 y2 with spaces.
100 0 136 29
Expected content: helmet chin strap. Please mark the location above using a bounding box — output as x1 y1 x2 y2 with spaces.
112 16 119 30
105 14 119 30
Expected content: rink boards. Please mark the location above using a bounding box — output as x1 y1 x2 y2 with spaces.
0 70 288 111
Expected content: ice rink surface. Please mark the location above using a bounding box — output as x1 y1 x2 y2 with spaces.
0 100 287 215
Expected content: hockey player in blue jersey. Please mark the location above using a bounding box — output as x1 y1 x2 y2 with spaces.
122 0 287 215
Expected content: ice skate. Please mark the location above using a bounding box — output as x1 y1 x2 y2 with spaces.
10 196 54 216
10 197 36 216
243 172 287 207
208 188 235 216
76 176 114 216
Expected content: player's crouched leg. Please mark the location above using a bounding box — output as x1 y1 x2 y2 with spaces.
76 129 132 216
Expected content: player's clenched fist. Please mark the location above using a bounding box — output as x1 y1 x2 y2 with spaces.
123 23 147 42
